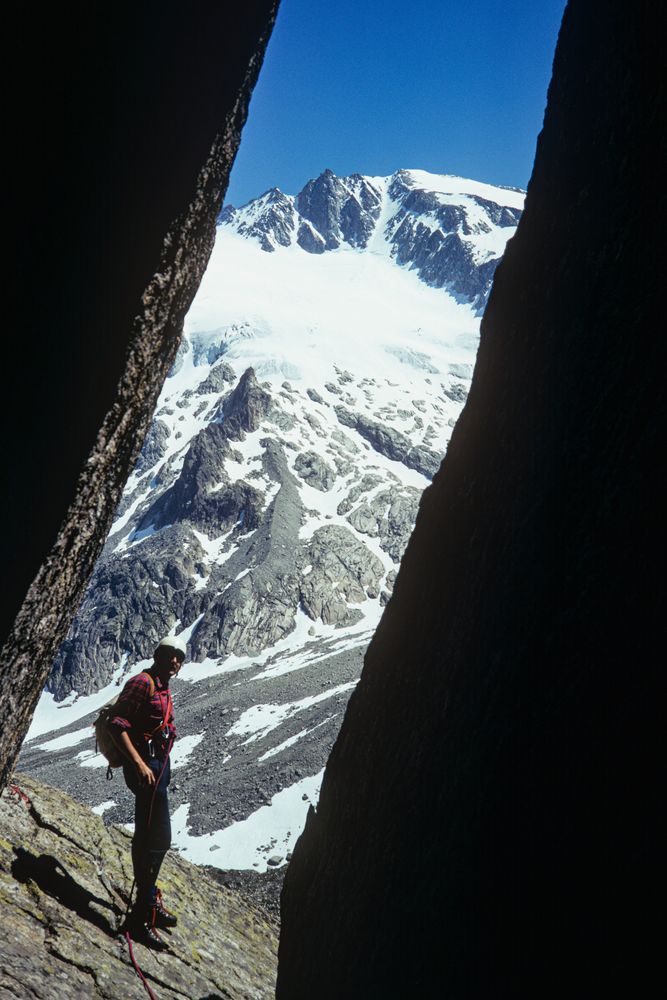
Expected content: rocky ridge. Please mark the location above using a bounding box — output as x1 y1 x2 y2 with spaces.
0 773 277 999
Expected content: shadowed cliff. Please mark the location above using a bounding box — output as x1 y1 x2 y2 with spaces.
0 1 279 790
278 2 662 997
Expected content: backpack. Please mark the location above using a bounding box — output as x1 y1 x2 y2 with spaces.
94 671 156 779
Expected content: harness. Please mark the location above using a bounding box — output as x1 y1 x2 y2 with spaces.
141 683 173 758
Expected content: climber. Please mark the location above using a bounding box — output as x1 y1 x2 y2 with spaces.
109 635 186 949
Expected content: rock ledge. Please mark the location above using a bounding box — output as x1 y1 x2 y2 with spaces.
0 774 277 999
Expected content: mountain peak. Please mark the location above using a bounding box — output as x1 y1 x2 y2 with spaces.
220 167 524 309
259 186 289 203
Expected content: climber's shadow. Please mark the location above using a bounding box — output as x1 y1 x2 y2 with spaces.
12 848 119 936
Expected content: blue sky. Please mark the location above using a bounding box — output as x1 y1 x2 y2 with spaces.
226 0 566 206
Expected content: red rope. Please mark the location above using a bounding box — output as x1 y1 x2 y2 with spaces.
8 783 31 806
125 932 159 1000
122 736 174 999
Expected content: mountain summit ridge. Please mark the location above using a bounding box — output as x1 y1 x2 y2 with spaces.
220 168 524 310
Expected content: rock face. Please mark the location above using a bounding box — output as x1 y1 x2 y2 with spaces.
386 171 519 305
0 3 279 792
278 4 662 999
134 419 171 475
335 406 443 479
295 170 383 250
293 451 337 491
236 188 296 251
0 774 277 999
300 526 385 625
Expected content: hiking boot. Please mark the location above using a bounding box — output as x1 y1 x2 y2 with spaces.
154 889 178 928
126 907 169 951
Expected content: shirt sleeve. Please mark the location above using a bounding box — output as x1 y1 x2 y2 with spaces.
109 674 152 734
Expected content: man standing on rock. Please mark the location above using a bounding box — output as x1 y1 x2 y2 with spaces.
110 635 185 948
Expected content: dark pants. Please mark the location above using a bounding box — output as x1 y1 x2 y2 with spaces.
123 754 171 912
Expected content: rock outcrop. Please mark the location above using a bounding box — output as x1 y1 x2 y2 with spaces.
0 774 277 998
278 3 662 998
347 486 422 562
387 171 514 305
295 170 383 250
300 526 385 626
335 406 443 479
293 451 337 492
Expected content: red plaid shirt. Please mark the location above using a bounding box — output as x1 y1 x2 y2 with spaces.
109 668 176 754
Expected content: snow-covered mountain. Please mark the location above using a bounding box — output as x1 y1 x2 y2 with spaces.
20 168 524 876
221 167 522 311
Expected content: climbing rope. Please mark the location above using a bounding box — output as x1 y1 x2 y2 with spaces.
125 932 159 1000
123 737 174 1000
8 783 31 806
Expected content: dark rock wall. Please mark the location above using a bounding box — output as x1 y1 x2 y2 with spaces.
279 3 662 998
0 1 279 789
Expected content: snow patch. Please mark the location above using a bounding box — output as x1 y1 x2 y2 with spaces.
258 716 335 762
92 800 116 816
227 682 357 745
170 733 205 769
170 769 324 872
36 726 93 752
75 749 108 769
